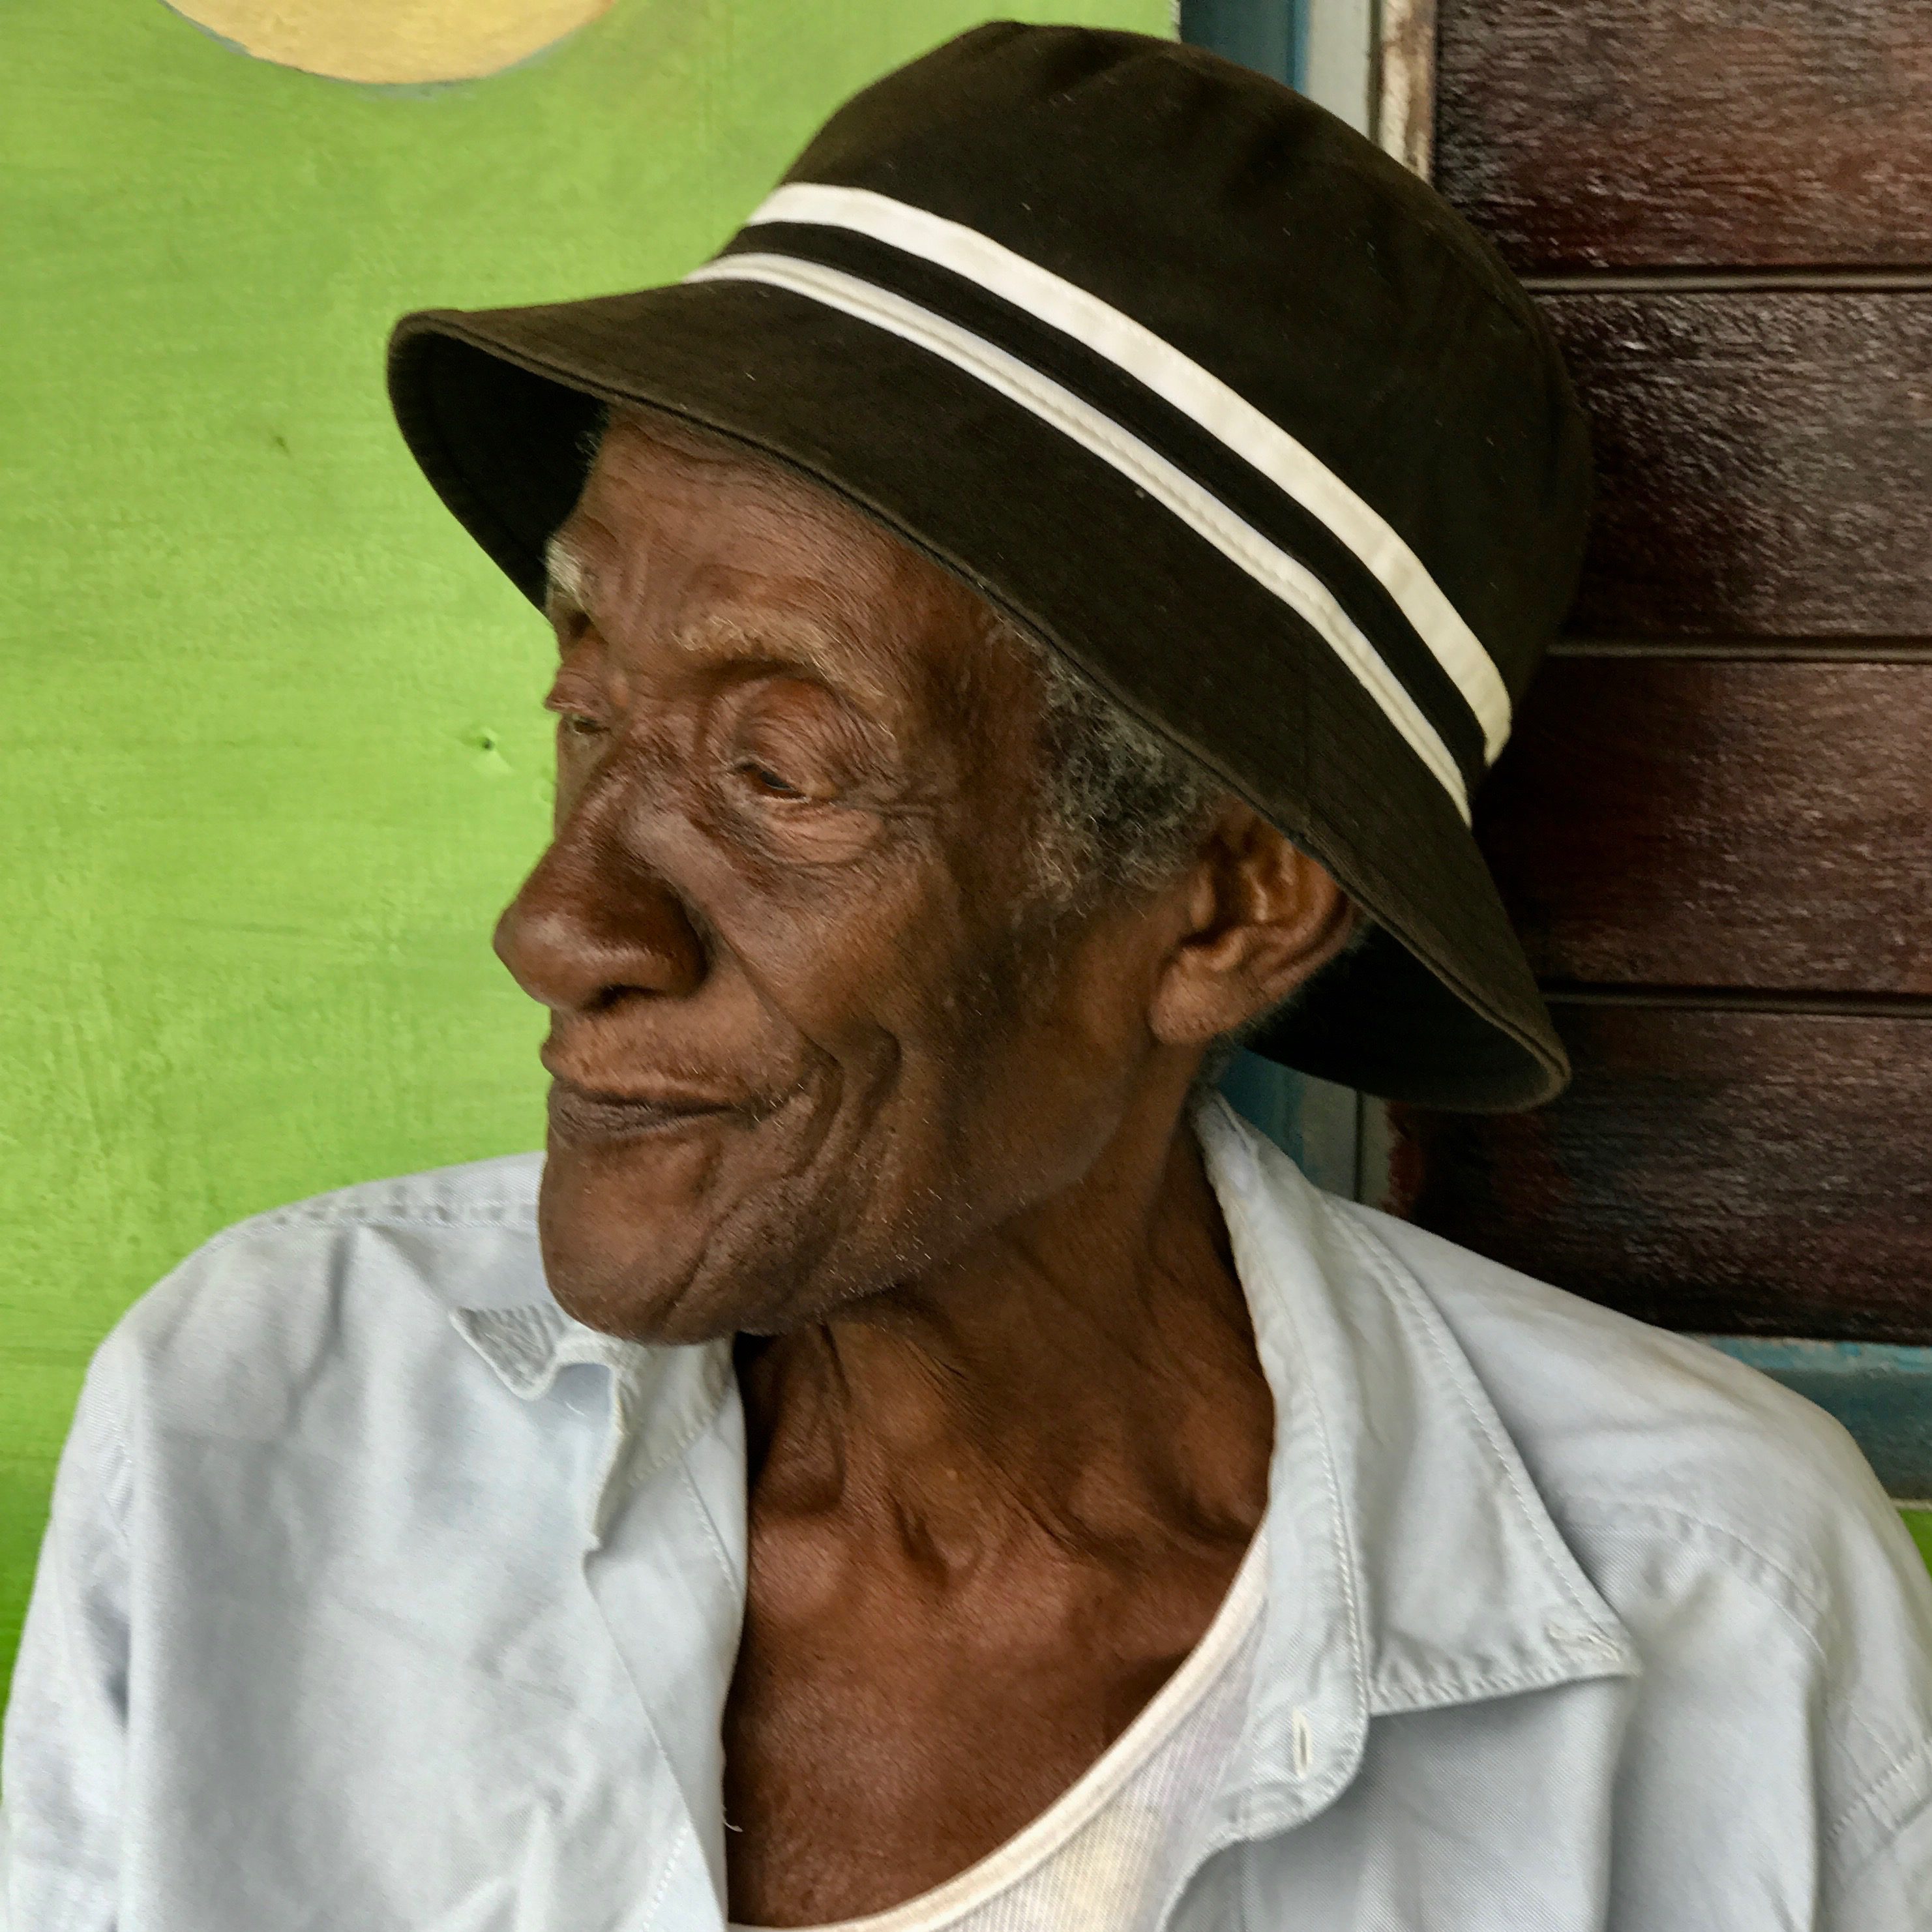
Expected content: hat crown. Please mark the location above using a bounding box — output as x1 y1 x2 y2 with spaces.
773 23 1589 718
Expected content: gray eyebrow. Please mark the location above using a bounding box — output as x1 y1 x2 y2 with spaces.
679 611 892 711
541 537 894 713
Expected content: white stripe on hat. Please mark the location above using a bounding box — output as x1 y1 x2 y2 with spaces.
685 249 1473 819
743 181 1513 765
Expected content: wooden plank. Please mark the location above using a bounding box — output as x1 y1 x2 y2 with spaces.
1435 0 1932 271
1545 290 1932 641
1386 1005 1932 1343
1478 658 1932 993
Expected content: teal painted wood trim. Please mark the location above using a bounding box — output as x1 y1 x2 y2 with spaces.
1178 0 1305 85
1217 1052 1306 1161
1698 1338 1932 1502
1219 1052 1361 1196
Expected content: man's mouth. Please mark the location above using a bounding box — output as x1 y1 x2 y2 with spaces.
544 1077 737 1146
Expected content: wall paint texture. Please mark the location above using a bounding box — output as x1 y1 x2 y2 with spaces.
0 0 1169 1708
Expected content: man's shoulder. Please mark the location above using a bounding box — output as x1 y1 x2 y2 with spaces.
1331 1196 1931 1636
102 1153 549 1410
1336 1198 1878 1513
1326 1198 1932 1879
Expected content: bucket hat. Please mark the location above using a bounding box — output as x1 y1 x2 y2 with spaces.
387 22 1590 1110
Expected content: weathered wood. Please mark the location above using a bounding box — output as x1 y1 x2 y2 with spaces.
1377 0 1436 177
1386 1004 1932 1343
1544 290 1932 640
1408 3 1932 1354
1435 0 1932 270
1479 657 1932 992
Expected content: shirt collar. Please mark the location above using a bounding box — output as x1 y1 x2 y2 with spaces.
1188 1098 1637 1844
451 1098 1637 1834
449 1303 734 1543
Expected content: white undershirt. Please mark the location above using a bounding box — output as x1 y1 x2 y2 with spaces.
728 1529 1268 1932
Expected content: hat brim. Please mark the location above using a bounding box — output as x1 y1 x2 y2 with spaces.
389 280 1567 1112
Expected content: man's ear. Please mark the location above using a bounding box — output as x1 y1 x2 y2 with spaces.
1147 805 1358 1048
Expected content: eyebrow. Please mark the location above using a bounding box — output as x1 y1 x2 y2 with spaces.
678 611 893 712
544 529 895 712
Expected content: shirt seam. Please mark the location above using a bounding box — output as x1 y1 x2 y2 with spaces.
640 1813 694 1931
267 1206 538 1230
1554 1493 1907 1778
88 1331 137 1553
1367 1650 1630 1714
1554 1494 1834 1632
1208 1144 1371 1736
1824 1733 1932 1876
679 1461 739 1592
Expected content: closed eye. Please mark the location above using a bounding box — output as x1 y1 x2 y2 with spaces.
737 759 808 800
542 691 606 738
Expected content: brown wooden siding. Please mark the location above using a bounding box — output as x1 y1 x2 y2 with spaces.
1389 1003 1932 1343
1392 2 1932 1342
1549 291 1932 640
1479 657 1932 993
1435 0 1932 271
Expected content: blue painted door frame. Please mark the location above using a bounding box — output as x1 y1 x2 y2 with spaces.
1183 0 1363 1191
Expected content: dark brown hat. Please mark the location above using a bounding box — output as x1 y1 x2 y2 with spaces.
388 22 1590 1110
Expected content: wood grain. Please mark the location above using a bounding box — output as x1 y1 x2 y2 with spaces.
1479 658 1932 992
1544 290 1932 640
1435 0 1932 270
1387 1005 1932 1342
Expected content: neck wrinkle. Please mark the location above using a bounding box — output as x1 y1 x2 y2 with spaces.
736 1116 1273 1575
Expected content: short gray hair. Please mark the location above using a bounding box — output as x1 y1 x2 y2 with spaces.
1002 621 1365 1067
1004 619 1227 908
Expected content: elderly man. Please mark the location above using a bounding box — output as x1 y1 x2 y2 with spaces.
6 23 1930 1932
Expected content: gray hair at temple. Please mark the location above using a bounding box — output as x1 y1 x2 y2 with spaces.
1002 619 1226 910
1005 621 1368 1065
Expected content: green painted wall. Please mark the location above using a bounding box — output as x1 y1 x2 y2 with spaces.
0 0 1168 1710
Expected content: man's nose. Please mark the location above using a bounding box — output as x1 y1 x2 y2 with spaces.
493 811 706 1015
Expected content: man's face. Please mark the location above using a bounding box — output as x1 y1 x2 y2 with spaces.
496 411 1179 1344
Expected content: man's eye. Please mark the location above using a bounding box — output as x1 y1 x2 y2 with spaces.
737 760 807 800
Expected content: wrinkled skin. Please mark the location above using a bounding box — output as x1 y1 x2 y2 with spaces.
494 407 1357 1924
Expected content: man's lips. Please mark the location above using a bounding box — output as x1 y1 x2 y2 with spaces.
544 1076 737 1146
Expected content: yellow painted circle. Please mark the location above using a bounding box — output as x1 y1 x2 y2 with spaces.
163 0 617 83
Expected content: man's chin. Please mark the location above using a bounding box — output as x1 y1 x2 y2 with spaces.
535 1139 735 1345
535 1130 856 1344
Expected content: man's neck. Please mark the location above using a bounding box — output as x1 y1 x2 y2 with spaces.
734 1103 1274 1571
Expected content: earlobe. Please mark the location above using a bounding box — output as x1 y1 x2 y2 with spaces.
1146 812 1358 1048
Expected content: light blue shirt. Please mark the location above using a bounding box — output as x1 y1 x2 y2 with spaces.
6 1101 1931 1929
